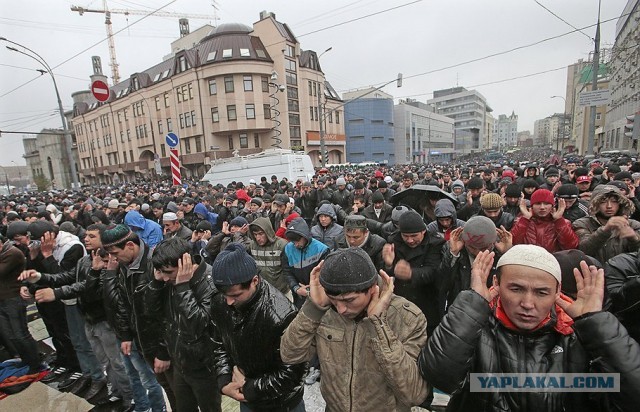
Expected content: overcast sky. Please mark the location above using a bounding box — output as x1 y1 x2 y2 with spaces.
0 0 629 166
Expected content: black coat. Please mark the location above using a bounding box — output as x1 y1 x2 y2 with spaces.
604 252 640 343
145 263 218 375
419 290 640 412
212 279 305 412
335 232 386 270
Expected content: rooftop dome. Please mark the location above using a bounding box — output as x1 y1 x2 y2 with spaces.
200 23 252 43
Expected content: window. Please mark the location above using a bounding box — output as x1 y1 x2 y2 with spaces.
264 104 271 119
211 107 219 123
285 44 295 57
328 112 333 123
310 107 314 121
130 150 134 162
179 114 185 129
127 130 131 141
285 59 296 71
120 131 125 143
123 151 127 163
224 76 234 93
596 113 602 120
308 81 313 96
286 72 297 85
155 97 160 111
261 76 269 92
256 49 266 58
287 87 298 99
158 120 163 134
288 99 299 112
191 110 196 126
209 79 217 95
167 118 173 132
336 111 340 124
164 93 170 107
243 75 253 91
185 138 191 154
240 48 250 57
184 113 191 128
289 113 300 125
239 133 248 148
206 51 217 61
314 107 318 121
290 126 301 138
132 77 140 90
153 72 161 82
254 133 260 148
176 83 192 102
177 56 189 72
195 137 202 153
246 104 255 119
161 144 166 157
227 105 237 121
228 135 234 150
222 49 232 58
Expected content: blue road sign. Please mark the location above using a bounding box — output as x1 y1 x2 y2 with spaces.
165 133 179 148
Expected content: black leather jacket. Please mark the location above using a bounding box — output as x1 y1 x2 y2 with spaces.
604 252 640 344
145 263 218 375
419 290 640 412
38 254 107 324
212 279 305 412
101 242 168 360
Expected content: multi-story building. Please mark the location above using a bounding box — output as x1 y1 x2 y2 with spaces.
393 99 455 164
71 12 345 184
517 130 533 147
491 112 518 151
605 0 640 151
23 128 80 189
343 88 395 165
427 86 493 153
533 113 570 151
485 112 495 151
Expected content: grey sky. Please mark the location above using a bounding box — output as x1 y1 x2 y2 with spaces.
0 0 628 165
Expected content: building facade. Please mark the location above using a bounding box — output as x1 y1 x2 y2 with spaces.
605 0 640 151
491 112 518 150
533 113 570 151
343 88 395 165
23 129 80 190
393 100 455 164
427 86 493 153
71 12 345 184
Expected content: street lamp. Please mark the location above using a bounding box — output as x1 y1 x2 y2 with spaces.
1 37 80 190
317 47 332 167
551 95 567 153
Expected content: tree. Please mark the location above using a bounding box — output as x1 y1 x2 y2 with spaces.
33 174 51 191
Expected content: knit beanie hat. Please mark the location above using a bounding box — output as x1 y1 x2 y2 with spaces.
615 171 633 181
523 179 540 190
166 201 179 213
212 243 257 286
59 221 79 235
6 221 29 239
544 167 559 177
530 189 555 205
467 177 485 190
344 215 368 230
398 211 426 233
101 224 133 248
452 179 464 189
336 177 346 186
28 221 55 240
391 206 410 224
462 216 497 249
498 244 561 283
250 198 263 207
229 216 248 228
556 184 579 198
552 249 598 298
504 184 521 198
320 248 377 294
371 191 384 203
480 193 503 210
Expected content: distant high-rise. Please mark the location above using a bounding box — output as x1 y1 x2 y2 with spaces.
492 112 518 151
427 86 493 153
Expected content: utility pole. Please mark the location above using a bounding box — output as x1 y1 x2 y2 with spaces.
587 1 601 155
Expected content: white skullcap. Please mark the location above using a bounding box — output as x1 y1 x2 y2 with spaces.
384 176 393 183
497 244 561 283
163 212 178 222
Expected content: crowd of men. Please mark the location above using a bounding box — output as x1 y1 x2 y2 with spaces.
1 152 640 412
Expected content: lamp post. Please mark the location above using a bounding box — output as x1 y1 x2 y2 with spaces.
0 166 10 193
551 96 567 154
10 161 21 192
317 47 332 167
2 37 80 190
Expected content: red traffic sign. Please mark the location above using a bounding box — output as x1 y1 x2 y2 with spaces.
91 80 110 102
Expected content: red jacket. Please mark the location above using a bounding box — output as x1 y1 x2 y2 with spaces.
511 215 579 253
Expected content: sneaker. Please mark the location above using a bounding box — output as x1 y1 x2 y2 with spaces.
58 371 83 392
69 376 92 395
83 380 107 401
41 366 68 383
304 367 321 385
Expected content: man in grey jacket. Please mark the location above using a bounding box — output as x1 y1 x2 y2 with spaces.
248 217 290 299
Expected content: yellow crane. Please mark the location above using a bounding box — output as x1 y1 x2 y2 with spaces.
71 0 218 85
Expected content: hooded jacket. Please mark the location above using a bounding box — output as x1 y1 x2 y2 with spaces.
124 210 163 248
310 204 344 251
419 290 640 412
194 203 219 226
248 217 289 294
604 251 640 343
573 188 640 263
213 278 306 412
280 293 429 412
426 199 466 241
283 218 329 303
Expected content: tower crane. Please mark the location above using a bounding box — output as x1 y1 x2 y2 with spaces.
71 0 218 85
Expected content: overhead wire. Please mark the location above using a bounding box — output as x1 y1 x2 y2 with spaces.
533 0 594 41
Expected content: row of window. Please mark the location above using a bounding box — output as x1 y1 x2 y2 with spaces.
211 104 271 122
208 75 270 95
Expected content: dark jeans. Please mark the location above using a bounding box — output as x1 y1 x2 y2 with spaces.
143 352 176 411
173 367 221 412
0 297 41 369
36 299 79 370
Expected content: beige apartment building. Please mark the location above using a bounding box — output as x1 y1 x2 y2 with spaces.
71 12 345 184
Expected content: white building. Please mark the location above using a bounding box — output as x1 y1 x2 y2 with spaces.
427 86 493 153
393 99 455 164
492 111 518 150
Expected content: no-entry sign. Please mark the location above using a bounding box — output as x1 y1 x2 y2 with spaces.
91 80 110 102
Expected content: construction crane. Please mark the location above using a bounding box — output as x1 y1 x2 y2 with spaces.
71 0 218 85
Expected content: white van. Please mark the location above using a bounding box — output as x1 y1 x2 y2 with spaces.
201 149 315 187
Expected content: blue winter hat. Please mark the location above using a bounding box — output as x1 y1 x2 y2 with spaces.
212 243 257 286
